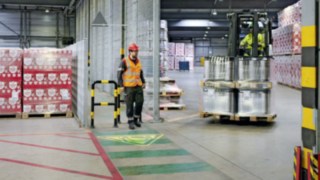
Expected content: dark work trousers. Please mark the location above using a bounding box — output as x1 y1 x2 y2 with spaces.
124 86 144 120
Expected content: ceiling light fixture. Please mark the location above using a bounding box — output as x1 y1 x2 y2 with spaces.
204 34 207 37
211 9 217 16
225 34 228 37
207 27 211 30
45 9 50 13
205 31 208 33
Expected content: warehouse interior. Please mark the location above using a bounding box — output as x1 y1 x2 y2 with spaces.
0 0 317 180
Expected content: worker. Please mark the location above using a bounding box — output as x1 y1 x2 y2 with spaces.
117 43 145 130
240 23 265 57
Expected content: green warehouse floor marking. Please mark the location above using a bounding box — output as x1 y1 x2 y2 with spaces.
98 136 171 146
94 129 159 136
118 162 213 176
108 149 189 159
97 134 164 146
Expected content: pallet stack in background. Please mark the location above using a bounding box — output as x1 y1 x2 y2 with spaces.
23 49 73 117
271 1 301 89
0 48 23 115
160 20 169 77
145 77 185 111
166 42 194 71
159 77 185 110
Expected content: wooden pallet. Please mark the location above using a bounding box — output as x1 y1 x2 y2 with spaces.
202 81 236 89
159 104 185 111
0 113 22 119
200 112 234 120
160 78 175 83
160 91 183 97
22 111 73 119
233 114 277 122
236 82 272 89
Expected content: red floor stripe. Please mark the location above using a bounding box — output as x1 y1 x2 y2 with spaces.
0 158 113 179
0 132 86 137
55 134 91 140
0 139 100 156
89 132 123 180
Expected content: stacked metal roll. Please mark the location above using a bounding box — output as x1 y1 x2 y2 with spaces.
204 56 233 81
235 57 275 121
238 58 269 81
201 55 275 121
202 56 235 116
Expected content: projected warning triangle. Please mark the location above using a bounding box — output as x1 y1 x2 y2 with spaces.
98 134 164 146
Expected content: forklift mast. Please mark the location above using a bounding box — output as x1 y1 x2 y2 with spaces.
227 12 272 58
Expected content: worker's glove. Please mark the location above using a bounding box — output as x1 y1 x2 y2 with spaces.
142 84 146 89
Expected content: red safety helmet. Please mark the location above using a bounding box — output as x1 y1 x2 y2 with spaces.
128 43 139 51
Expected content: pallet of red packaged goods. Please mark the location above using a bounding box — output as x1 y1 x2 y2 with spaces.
23 71 72 87
22 102 73 119
0 97 22 119
23 49 72 71
200 112 234 120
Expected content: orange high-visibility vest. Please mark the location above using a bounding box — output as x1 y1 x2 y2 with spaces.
123 57 143 87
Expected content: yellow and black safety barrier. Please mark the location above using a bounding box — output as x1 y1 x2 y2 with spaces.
90 80 120 128
307 152 320 180
293 146 302 180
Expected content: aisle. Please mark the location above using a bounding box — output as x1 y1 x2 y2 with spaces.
164 67 302 179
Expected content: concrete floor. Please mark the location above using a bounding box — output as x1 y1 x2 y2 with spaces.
0 67 301 180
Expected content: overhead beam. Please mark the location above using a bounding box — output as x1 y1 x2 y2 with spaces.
161 0 298 9
0 0 70 7
161 8 281 13
64 0 76 15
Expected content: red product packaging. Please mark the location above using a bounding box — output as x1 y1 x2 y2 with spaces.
0 48 22 114
22 48 72 114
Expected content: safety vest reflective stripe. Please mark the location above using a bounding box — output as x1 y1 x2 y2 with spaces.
123 72 140 76
124 79 140 82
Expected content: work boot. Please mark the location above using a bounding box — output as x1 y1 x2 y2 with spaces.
128 120 135 130
133 117 141 128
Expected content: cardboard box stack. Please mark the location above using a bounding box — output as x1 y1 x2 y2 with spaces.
271 1 301 89
168 43 175 70
184 43 194 70
160 20 169 77
171 43 195 71
0 48 23 114
23 48 72 114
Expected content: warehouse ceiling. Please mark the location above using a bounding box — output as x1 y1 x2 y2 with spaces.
161 0 299 40
0 0 78 14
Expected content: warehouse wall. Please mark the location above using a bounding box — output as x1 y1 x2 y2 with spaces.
76 0 121 91
76 0 159 124
0 10 75 48
172 38 228 66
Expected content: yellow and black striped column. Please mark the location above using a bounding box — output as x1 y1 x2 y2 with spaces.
301 0 317 174
293 146 301 180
